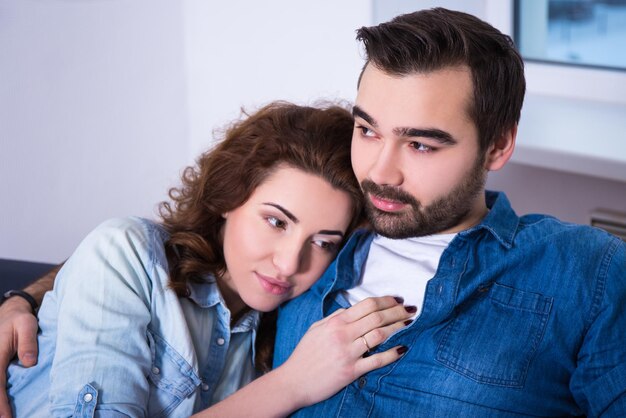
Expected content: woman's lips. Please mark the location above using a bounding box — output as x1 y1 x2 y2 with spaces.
369 193 407 212
256 273 292 296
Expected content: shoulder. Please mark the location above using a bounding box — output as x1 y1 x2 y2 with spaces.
516 213 619 251
87 216 166 244
58 217 171 294
80 217 168 261
515 214 625 301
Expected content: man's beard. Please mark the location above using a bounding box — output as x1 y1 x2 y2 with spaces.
361 158 487 239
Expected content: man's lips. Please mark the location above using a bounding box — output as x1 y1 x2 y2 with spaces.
369 193 408 212
256 273 292 296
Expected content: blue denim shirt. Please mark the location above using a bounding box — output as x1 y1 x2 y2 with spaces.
275 191 626 417
8 217 260 417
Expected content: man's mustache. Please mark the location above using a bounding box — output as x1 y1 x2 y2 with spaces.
361 180 419 207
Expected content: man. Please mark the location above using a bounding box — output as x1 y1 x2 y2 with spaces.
1 8 625 417
272 8 626 417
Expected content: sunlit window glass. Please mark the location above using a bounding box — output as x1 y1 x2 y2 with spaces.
515 0 626 70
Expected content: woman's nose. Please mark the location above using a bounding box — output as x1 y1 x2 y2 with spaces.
272 241 303 278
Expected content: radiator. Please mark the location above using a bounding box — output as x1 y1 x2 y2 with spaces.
590 210 626 241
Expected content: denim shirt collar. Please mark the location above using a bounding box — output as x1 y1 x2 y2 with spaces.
324 191 519 298
317 230 374 315
459 190 519 249
186 274 261 333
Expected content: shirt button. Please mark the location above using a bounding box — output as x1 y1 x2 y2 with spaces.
216 337 225 346
358 377 367 388
202 383 210 391
83 393 93 403
152 366 160 375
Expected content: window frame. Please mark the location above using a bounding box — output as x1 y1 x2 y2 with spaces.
513 0 626 73
485 0 626 104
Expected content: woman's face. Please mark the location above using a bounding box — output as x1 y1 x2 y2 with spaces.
220 165 354 315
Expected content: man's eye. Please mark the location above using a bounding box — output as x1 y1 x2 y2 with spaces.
410 142 433 152
357 125 375 137
267 216 287 229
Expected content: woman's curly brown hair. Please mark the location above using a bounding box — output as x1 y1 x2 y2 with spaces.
159 101 364 372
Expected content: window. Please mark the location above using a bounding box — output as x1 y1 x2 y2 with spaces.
515 0 626 71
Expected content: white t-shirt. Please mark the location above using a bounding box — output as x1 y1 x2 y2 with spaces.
344 233 457 316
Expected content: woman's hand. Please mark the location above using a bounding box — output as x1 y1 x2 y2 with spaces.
277 295 413 409
193 296 413 418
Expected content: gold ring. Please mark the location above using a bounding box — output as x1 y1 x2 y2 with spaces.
360 336 371 351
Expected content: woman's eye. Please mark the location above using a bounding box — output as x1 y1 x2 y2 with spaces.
312 239 338 253
266 216 287 230
410 141 433 152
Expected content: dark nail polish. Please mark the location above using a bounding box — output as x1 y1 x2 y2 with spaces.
405 305 417 313
404 319 413 326
397 346 408 355
393 296 404 304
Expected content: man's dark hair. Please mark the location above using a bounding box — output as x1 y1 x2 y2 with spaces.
356 7 526 152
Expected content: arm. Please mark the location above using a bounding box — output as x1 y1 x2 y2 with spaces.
45 219 157 416
22 265 60 305
0 264 61 418
194 296 412 418
1 264 60 364
571 238 626 416
0 265 58 361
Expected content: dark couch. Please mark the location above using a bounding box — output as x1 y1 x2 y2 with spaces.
0 258 56 295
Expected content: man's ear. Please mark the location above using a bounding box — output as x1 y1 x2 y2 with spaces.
484 124 517 171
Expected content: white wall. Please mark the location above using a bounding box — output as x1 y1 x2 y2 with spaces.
480 0 626 223
0 0 189 263
0 0 371 263
182 0 371 159
1 0 625 264
487 163 626 225
373 0 486 23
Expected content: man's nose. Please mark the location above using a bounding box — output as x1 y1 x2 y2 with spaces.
368 144 403 186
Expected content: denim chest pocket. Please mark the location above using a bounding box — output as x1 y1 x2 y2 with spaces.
146 329 202 417
436 283 553 388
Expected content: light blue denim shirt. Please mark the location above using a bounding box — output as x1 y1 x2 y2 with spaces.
8 217 260 417
275 191 626 417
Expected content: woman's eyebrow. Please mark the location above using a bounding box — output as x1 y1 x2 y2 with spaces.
318 230 344 237
263 203 298 223
263 203 345 237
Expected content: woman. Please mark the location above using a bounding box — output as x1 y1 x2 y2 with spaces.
6 102 411 417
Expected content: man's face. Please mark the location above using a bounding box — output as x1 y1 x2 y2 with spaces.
351 64 488 238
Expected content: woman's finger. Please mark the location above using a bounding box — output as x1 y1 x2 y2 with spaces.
306 307 346 332
351 318 412 357
319 307 346 322
354 345 408 377
333 296 403 323
363 318 411 349
342 303 414 342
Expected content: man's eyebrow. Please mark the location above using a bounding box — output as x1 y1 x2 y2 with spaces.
352 106 377 127
394 127 457 145
353 105 457 145
263 203 298 223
